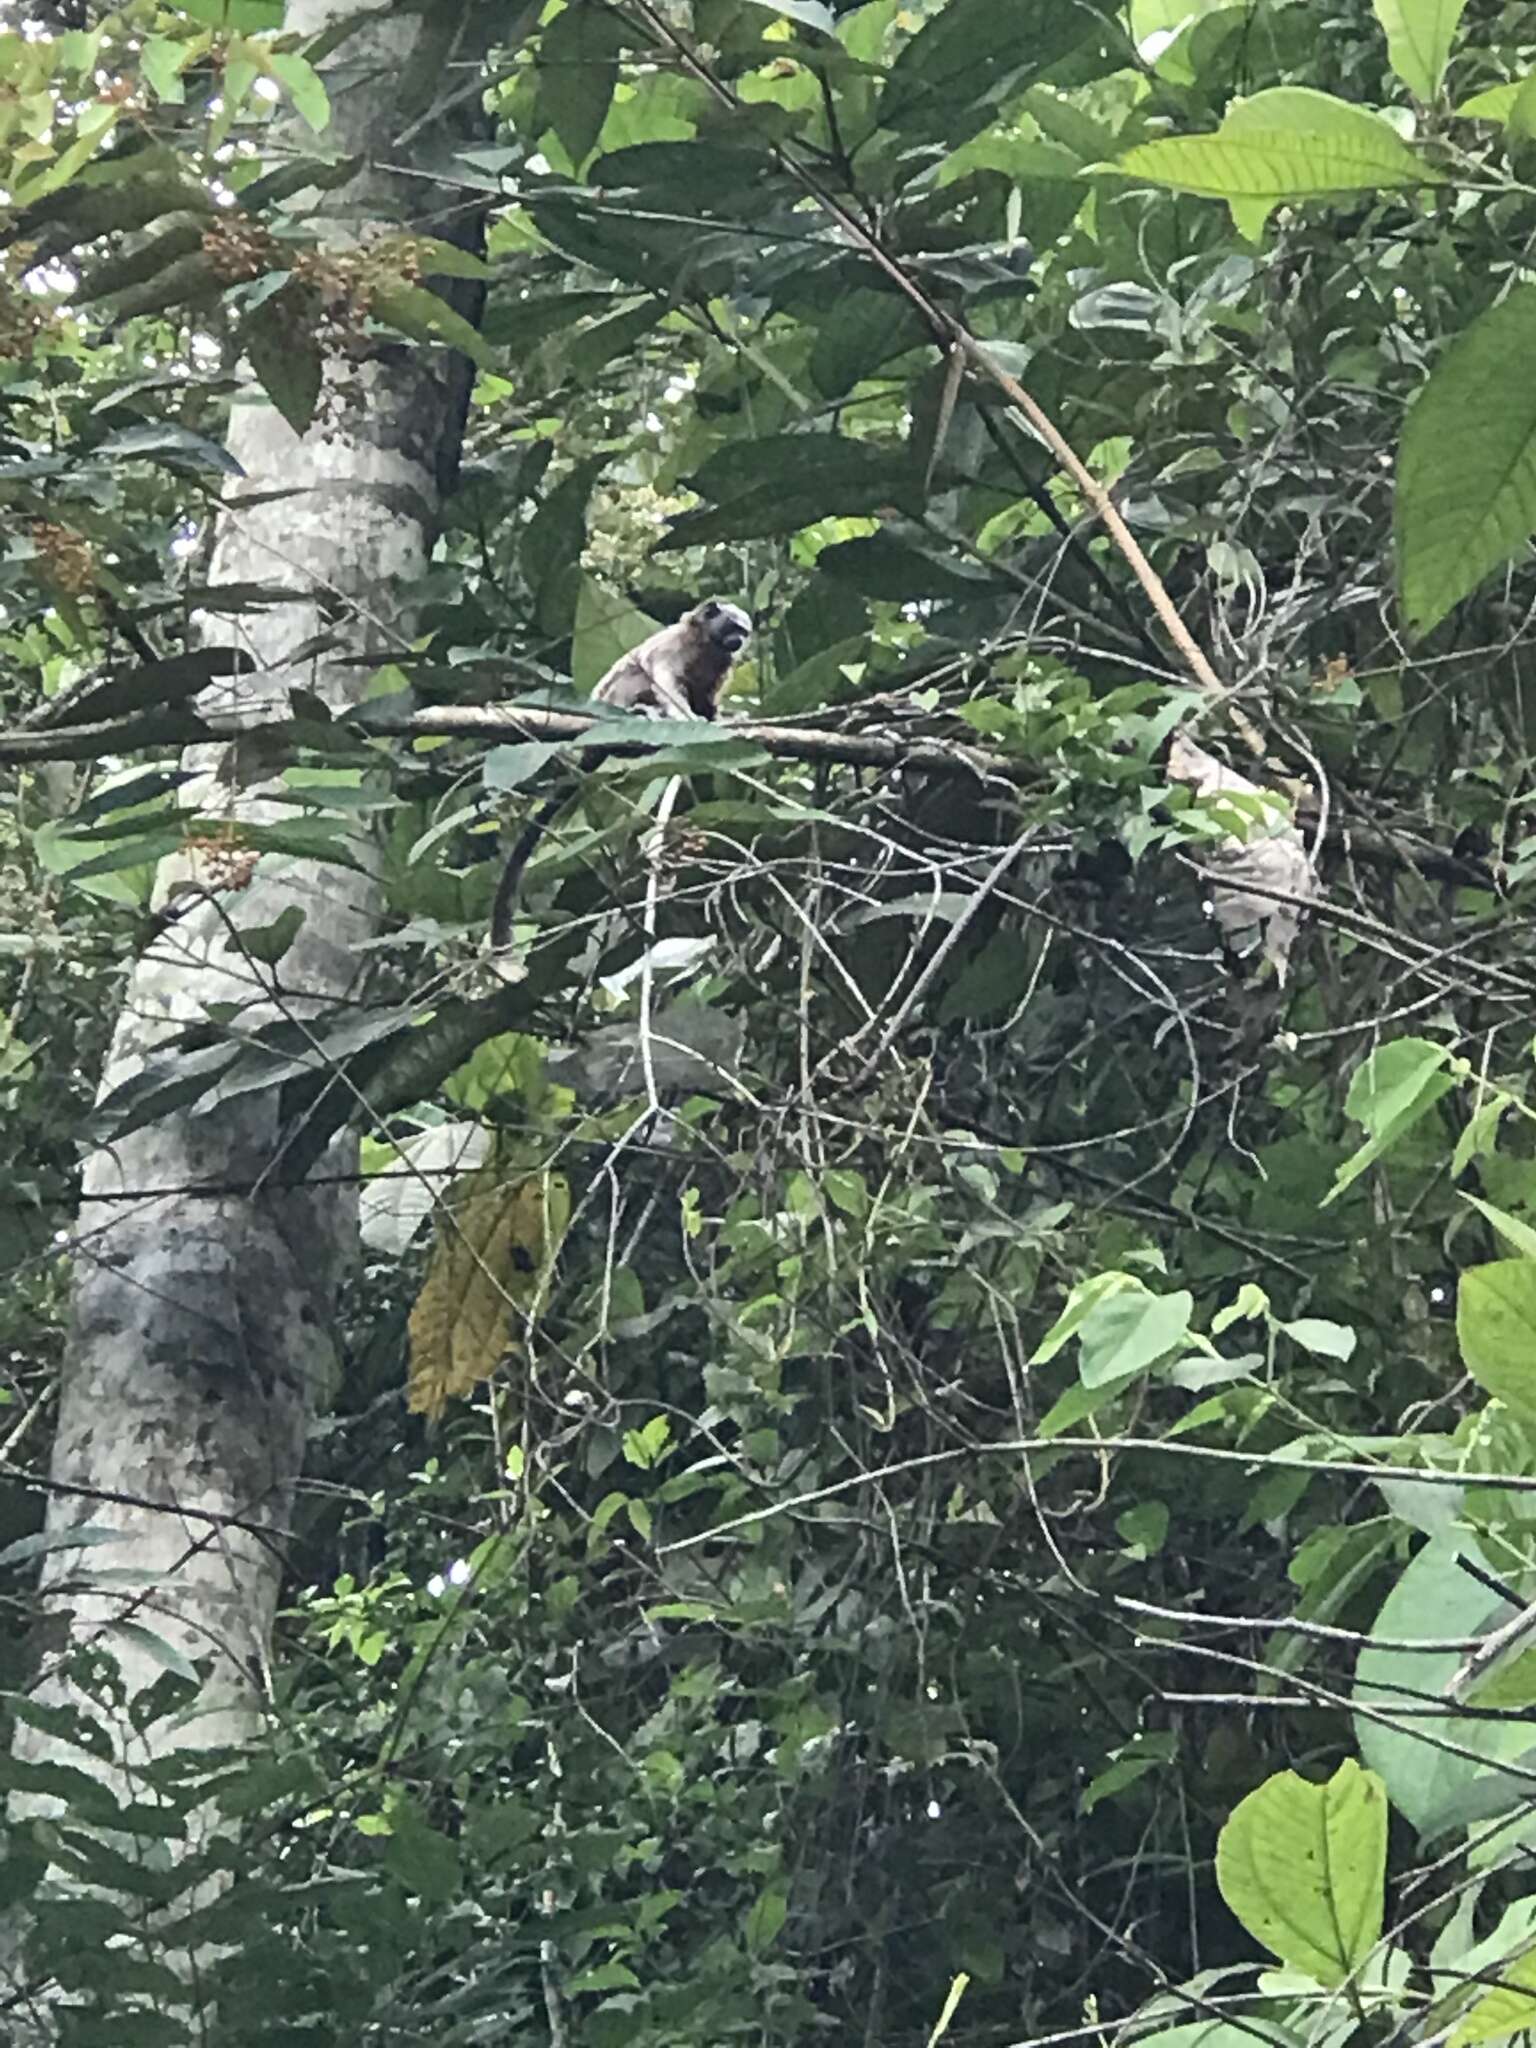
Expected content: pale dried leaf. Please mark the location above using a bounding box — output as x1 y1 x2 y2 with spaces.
1168 733 1317 984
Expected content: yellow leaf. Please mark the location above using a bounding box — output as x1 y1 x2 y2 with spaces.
407 1167 570 1419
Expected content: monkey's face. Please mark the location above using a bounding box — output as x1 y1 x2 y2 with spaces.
696 598 752 656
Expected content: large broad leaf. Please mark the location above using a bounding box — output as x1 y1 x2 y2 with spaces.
266 50 330 134
1453 1952 1536 2046
481 286 630 353
817 531 1000 601
98 421 244 476
555 298 666 390
1355 1539 1536 1838
589 140 779 208
1323 1036 1456 1204
1110 88 1435 226
1216 1760 1386 1986
37 647 253 727
1396 287 1536 634
244 291 323 438
371 283 495 372
523 456 608 636
1373 0 1467 100
743 0 836 28
408 1168 571 1420
663 433 919 547
180 0 282 24
571 577 658 696
530 192 736 293
1076 1287 1192 1387
878 0 1097 140
1456 77 1536 135
1104 2031 1295 2048
532 3 628 167
806 290 931 398
1458 1261 1536 1427
74 213 206 305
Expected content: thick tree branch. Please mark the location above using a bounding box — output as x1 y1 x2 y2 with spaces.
0 701 1497 887
0 700 1038 786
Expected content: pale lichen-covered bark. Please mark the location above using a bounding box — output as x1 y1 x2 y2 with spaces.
15 0 485 1789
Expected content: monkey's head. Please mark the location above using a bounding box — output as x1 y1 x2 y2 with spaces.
694 597 752 657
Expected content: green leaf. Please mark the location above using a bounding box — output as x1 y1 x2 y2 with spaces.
1463 1195 1536 1261
1032 1271 1133 1364
1077 1287 1192 1387
664 433 919 548
140 37 193 103
245 291 322 436
1280 1318 1357 1360
806 289 931 397
571 577 659 695
1458 1260 1536 1426
552 298 665 390
108 1619 200 1685
40 647 251 726
1457 80 1516 117
746 1884 788 1953
623 1415 671 1470
533 3 628 167
744 0 836 28
590 140 775 203
1348 1037 1453 1133
482 286 629 353
1081 1732 1177 1813
822 1169 867 1217
383 1808 460 1906
1323 1037 1456 1204
818 531 999 602
1454 1953 1536 2046
1110 87 1435 224
1117 1500 1169 1556
15 102 121 204
234 905 305 965
1455 78 1534 124
410 236 491 281
371 283 495 372
1216 1760 1386 1986
484 742 565 792
567 1961 643 1993
1396 287 1536 634
523 456 608 634
63 830 187 881
936 934 1040 1025
0 1524 118 1571
1373 0 1467 100
99 421 243 475
879 0 1097 141
180 0 283 25
266 50 329 132
1355 1538 1534 1836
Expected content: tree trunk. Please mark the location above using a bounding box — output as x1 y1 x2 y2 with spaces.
10 0 486 1884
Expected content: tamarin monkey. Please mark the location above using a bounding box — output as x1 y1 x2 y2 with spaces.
489 598 752 949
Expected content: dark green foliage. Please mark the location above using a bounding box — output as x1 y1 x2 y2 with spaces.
7 1 1536 2043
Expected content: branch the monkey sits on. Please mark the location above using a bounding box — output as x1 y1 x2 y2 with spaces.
489 598 752 949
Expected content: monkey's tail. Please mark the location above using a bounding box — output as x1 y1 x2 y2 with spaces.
489 790 570 950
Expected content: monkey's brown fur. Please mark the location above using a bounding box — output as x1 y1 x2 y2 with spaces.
489 598 751 948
